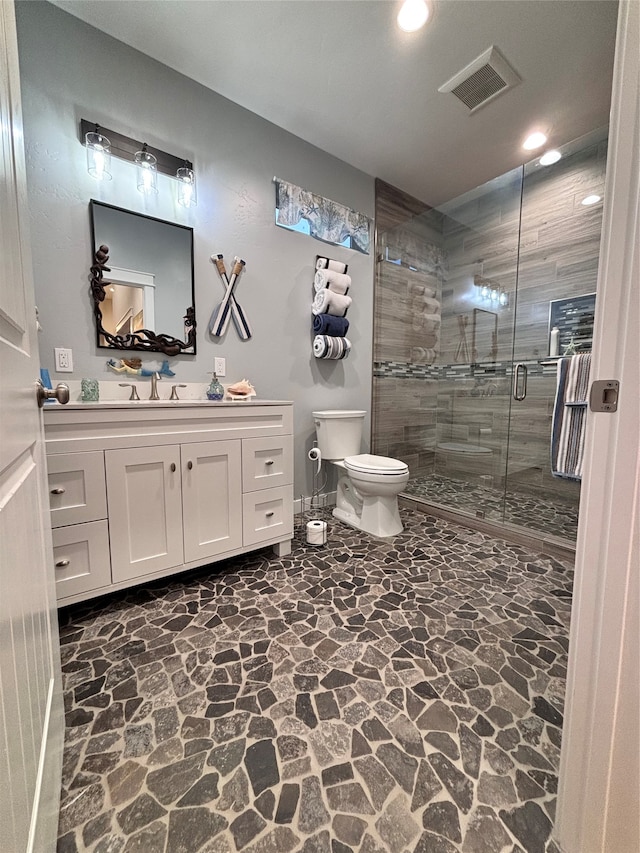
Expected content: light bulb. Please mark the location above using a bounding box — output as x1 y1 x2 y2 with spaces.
539 150 561 166
481 285 490 299
523 131 548 151
499 291 508 306
135 146 158 195
397 0 430 32
490 288 499 301
581 194 602 206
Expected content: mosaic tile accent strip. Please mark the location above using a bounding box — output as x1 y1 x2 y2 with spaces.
374 359 555 382
404 474 579 542
57 508 572 853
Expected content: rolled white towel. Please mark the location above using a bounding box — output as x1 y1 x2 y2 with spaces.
316 257 348 273
314 269 351 295
312 289 352 317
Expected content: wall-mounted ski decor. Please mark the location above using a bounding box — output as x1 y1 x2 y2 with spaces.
274 177 372 254
312 256 353 360
208 253 252 339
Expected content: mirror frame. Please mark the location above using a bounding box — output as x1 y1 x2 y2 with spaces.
89 201 196 356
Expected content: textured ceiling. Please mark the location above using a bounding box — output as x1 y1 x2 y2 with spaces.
50 0 618 206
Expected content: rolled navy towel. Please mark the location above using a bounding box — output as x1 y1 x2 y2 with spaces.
312 289 352 317
314 269 351 295
312 313 350 337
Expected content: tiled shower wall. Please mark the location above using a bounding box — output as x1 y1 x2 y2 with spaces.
373 134 607 522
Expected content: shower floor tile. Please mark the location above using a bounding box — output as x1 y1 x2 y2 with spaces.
404 474 579 542
57 508 573 853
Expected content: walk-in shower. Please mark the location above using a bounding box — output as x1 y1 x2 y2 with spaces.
372 130 607 550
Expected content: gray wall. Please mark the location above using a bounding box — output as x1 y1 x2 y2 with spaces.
16 1 375 500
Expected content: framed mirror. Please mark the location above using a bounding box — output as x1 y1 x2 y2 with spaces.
89 201 196 355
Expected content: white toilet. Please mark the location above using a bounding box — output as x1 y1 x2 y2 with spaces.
312 410 410 538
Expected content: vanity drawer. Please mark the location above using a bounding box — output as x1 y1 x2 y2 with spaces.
242 486 293 547
53 520 111 601
47 451 107 528
241 437 293 493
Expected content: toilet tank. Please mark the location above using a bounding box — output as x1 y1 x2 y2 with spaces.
312 410 365 460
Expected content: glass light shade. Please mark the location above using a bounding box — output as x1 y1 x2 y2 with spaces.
397 0 429 32
490 288 499 301
499 291 508 306
177 165 197 207
480 285 490 299
135 148 158 195
85 131 112 180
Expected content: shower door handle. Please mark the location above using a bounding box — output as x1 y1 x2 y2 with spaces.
513 363 528 401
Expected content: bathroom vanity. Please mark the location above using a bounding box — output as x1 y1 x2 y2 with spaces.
43 400 294 606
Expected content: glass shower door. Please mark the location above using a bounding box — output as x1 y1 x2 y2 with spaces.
372 168 523 524
504 131 607 543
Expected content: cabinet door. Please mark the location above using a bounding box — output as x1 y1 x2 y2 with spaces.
106 445 183 582
47 451 106 527
241 436 293 493
53 520 111 601
182 440 243 563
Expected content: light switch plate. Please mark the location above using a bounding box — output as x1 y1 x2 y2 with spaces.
54 347 73 372
214 357 226 377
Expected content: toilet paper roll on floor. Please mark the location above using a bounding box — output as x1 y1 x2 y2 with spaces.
306 519 327 545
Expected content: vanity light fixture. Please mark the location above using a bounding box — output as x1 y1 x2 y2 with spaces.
85 125 112 181
135 144 158 195
176 161 197 208
397 0 430 32
81 119 195 203
539 149 562 166
474 274 508 308
522 131 548 151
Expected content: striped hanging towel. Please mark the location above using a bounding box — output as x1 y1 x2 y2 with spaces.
551 353 591 480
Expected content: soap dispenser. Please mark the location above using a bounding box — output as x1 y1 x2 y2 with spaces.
207 372 224 401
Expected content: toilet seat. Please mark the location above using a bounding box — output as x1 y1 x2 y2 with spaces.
344 453 409 475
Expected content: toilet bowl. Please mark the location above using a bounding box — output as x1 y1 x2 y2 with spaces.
312 411 409 537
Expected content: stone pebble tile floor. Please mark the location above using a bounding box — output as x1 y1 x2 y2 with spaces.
56 507 572 853
403 475 579 543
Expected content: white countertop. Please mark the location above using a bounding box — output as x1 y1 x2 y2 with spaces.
45 399 293 411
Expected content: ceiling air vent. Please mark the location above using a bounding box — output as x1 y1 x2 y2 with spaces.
438 46 521 113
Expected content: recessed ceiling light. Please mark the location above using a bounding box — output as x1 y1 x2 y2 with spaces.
523 131 548 150
581 194 602 206
397 0 430 32
539 150 562 166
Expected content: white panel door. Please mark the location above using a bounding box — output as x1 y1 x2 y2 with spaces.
181 440 242 564
0 3 63 850
105 445 183 582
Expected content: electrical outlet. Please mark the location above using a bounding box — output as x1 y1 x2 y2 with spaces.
54 347 73 372
214 357 226 377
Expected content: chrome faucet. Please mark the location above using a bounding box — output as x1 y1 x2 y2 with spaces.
149 372 161 400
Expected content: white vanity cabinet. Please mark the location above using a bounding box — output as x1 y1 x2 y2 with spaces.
44 401 293 606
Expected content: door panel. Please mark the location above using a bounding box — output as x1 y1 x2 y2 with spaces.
0 3 63 850
182 440 242 563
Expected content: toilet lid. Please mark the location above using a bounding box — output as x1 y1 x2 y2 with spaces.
344 453 409 475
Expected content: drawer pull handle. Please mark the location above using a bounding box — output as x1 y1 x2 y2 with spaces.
265 460 274 466
51 487 65 495
266 511 275 517
187 461 193 470
55 559 70 568
170 463 176 473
